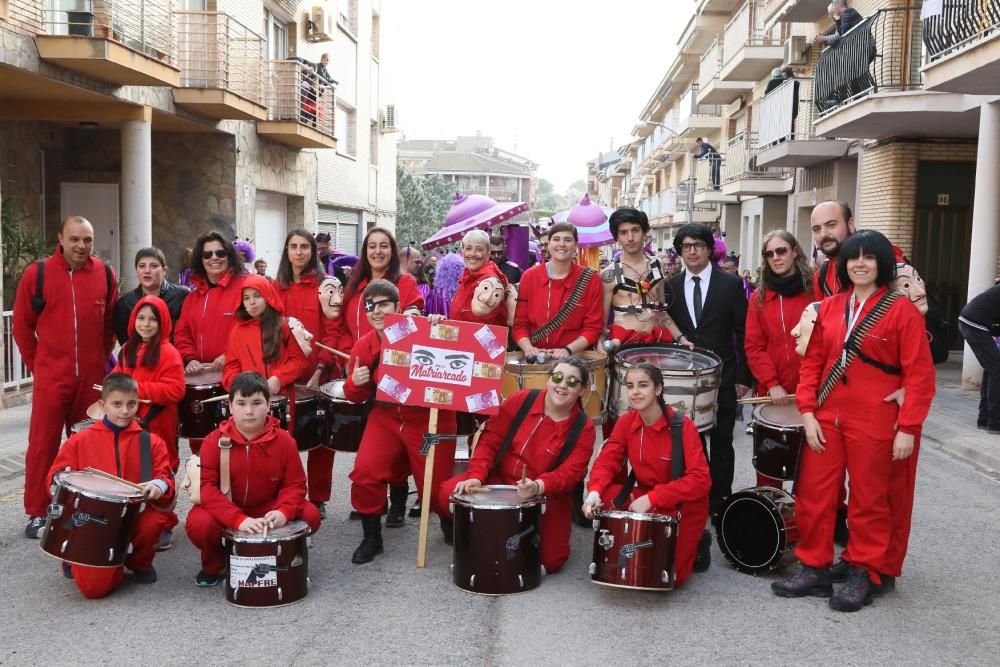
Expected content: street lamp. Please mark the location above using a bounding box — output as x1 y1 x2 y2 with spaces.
634 120 695 222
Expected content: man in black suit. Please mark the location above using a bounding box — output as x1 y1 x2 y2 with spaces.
667 223 751 529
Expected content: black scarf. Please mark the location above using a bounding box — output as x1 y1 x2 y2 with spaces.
765 271 805 297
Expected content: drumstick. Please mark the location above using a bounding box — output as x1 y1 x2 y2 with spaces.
262 521 270 539
84 467 147 493
198 394 230 405
521 465 527 484
737 394 796 406
91 385 152 404
467 486 491 494
314 342 351 361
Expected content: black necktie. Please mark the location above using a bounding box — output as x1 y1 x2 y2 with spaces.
692 275 703 325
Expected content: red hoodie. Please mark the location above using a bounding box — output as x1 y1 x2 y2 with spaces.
197 416 307 529
112 296 186 462
334 273 425 350
744 288 814 394
275 271 339 375
449 263 510 327
13 245 117 382
223 275 309 393
174 270 245 365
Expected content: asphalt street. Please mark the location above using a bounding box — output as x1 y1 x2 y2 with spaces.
0 421 997 666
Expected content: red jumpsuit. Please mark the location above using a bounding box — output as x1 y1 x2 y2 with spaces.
449 264 510 327
48 420 174 598
13 246 118 517
276 272 343 504
795 287 935 582
587 408 711 588
174 270 245 365
436 389 596 573
345 330 457 516
184 417 321 574
512 263 604 349
744 288 813 488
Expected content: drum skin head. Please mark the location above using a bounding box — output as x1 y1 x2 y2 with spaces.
451 485 544 509
756 403 804 426
224 520 310 542
185 369 223 386
56 470 143 498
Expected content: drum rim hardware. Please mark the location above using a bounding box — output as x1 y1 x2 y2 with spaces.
451 484 545 510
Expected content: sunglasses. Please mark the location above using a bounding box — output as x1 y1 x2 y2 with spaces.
549 371 581 388
201 249 228 260
762 246 791 259
364 297 398 312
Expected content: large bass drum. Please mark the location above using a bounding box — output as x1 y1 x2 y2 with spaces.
501 351 608 423
716 486 798 574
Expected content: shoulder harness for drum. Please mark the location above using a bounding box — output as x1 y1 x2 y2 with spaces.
816 289 903 408
529 267 597 344
139 430 152 482
818 261 835 298
612 409 685 509
611 260 670 315
217 435 233 500
488 389 589 477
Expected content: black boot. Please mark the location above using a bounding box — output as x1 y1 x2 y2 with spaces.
829 566 874 612
385 485 408 528
693 530 712 573
771 566 833 598
830 558 850 583
833 507 849 547
351 515 384 564
571 481 590 528
440 516 454 545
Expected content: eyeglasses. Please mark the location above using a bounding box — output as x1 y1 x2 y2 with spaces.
201 249 228 260
549 371 581 388
762 246 791 259
364 298 398 312
680 242 707 252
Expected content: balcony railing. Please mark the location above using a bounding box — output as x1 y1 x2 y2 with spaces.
42 0 176 66
176 11 264 104
923 0 1000 62
722 1 780 65
3 311 32 391
698 38 722 90
758 77 818 146
263 59 336 137
723 132 791 183
815 7 922 116
694 150 724 192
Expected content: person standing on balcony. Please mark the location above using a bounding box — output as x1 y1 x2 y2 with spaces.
693 138 721 190
814 1 863 49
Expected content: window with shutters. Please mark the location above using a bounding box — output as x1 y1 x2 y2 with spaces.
370 122 379 167
318 207 361 255
336 102 357 158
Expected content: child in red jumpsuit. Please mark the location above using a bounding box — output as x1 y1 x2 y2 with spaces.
345 279 457 564
184 371 321 587
583 362 712 588
48 373 175 598
436 358 596 573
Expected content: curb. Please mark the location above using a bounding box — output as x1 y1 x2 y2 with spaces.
0 453 26 482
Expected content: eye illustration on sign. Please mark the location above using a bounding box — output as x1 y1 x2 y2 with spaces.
409 346 474 387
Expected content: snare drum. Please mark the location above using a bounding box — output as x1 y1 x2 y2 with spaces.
589 509 678 591
612 345 722 431
752 403 805 481
70 419 97 435
450 485 544 595
716 486 798 574
41 470 146 567
179 370 226 439
292 385 328 451
223 520 310 608
317 380 365 452
501 351 608 423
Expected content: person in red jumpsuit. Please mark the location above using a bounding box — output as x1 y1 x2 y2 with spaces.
513 222 604 359
274 229 341 519
112 295 186 548
449 229 514 328
14 216 118 538
184 372 321 587
773 231 935 612
345 280 457 564
744 230 814 488
48 373 175 597
335 227 426 525
583 362 711 588
436 358 596 573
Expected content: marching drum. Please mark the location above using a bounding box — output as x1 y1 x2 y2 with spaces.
751 403 805 481
179 370 226 439
70 419 98 435
223 521 310 608
41 470 146 567
589 510 678 591
501 351 608 423
292 385 328 451
716 486 798 574
450 486 544 595
612 345 722 431
317 380 365 452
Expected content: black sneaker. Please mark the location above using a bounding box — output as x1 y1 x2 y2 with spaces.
829 566 874 612
693 530 711 573
133 568 158 585
312 501 327 521
833 508 850 548
408 502 422 518
830 558 850 583
24 516 46 539
155 530 173 552
196 570 221 587
772 566 833 598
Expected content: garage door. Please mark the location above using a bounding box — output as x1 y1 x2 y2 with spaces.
254 192 287 275
318 206 361 256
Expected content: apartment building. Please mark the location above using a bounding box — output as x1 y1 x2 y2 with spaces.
586 148 626 209
0 0 395 402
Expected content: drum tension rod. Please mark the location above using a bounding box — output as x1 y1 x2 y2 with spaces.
420 433 470 456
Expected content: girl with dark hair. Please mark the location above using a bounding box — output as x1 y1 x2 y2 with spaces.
583 362 711 588
174 230 247 375
436 358 596 574
773 229 935 612
112 295 186 548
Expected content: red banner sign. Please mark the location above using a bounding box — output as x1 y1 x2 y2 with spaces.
374 314 508 416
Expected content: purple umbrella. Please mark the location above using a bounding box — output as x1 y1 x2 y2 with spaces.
421 192 529 250
550 194 616 249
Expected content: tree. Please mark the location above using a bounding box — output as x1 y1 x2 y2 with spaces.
534 178 567 211
565 179 587 205
396 166 456 249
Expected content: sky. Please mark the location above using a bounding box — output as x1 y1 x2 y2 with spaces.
392 0 693 192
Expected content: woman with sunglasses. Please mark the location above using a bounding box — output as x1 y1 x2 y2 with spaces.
582 361 711 587
436 358 596 574
744 230 814 487
174 231 247 376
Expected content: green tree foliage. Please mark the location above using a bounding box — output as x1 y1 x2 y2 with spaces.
396 166 456 249
2 196 43 292
534 178 567 211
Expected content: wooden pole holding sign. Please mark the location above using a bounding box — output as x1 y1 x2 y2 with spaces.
416 407 439 568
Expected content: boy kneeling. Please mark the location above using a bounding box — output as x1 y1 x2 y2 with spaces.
185 371 321 587
48 373 175 598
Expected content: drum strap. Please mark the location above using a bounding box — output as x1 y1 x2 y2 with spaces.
139 430 152 483
139 404 166 430
489 389 540 476
612 410 685 509
548 411 588 472
218 436 233 500
529 267 596 344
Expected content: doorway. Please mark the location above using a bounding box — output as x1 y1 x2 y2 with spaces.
254 191 287 275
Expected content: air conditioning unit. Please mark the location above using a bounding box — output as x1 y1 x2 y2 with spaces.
305 6 333 43
783 36 808 66
381 105 398 133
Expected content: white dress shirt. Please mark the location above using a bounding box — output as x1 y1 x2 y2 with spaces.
684 263 713 327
